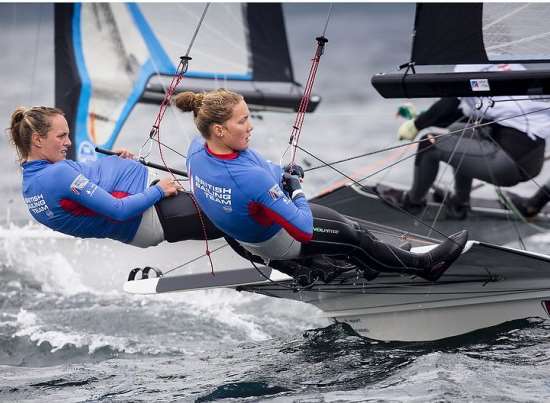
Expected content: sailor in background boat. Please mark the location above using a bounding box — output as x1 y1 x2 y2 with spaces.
177 89 468 282
383 64 550 220
10 106 222 247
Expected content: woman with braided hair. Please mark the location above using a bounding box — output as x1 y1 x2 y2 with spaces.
175 89 468 282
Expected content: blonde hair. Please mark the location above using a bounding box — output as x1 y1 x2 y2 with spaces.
8 106 64 163
173 89 243 139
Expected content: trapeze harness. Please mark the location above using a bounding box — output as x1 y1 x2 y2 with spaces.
186 137 441 274
21 156 221 247
408 96 549 205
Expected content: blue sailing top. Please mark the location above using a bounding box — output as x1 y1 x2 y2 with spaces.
186 137 313 243
21 156 164 243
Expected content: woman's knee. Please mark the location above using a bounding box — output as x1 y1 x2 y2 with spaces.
309 204 360 244
490 170 522 187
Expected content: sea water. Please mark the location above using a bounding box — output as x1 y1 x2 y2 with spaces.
1 4 550 402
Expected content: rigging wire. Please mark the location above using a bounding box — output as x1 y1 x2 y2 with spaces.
469 100 550 247
296 144 454 241
303 129 470 173
162 242 229 276
304 102 550 174
287 5 331 166
141 2 210 168
471 99 527 249
321 3 334 37
142 3 217 273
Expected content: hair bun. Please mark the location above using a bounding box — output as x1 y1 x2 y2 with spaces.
173 92 203 113
10 106 28 128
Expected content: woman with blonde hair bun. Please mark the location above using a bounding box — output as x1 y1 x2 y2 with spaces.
10 106 220 247
176 89 468 284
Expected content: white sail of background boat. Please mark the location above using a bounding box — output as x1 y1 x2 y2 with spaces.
54 3 320 163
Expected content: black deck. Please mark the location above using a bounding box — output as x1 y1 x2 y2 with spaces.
311 182 550 245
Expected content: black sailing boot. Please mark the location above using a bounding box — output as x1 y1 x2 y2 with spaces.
376 185 427 215
432 187 469 220
503 186 550 218
417 230 468 281
444 195 469 220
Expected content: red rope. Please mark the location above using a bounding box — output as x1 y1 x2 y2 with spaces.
290 36 327 165
148 56 216 274
150 57 189 181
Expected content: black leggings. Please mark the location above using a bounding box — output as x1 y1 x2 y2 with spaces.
159 193 424 273
227 204 424 273
301 204 423 272
409 123 545 204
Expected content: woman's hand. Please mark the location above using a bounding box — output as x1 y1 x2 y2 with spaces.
156 177 182 197
283 164 305 179
282 173 305 200
113 148 135 159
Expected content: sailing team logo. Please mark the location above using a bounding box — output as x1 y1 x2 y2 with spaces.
470 78 490 92
77 141 97 163
268 184 284 201
70 174 90 195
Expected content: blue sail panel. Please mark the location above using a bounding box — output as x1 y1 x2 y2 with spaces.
55 3 299 161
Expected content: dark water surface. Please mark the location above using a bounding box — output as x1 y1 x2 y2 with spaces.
2 3 550 402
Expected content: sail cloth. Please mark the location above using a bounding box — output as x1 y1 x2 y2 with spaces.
55 3 319 162
372 3 550 98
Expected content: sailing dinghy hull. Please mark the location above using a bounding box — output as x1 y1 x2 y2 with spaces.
124 223 550 342
240 241 550 341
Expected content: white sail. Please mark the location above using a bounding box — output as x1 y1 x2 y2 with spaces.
55 3 307 162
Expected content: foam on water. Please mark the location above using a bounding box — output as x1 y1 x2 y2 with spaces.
0 223 91 296
13 309 131 355
131 287 327 342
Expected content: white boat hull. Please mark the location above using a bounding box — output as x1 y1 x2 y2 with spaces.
314 280 550 341
124 240 550 341
241 241 550 341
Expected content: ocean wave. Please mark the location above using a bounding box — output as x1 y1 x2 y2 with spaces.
1 308 192 366
0 223 91 296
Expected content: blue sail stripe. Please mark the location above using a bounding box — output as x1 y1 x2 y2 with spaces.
71 3 253 161
127 3 252 80
126 3 174 74
184 71 252 81
101 61 157 150
72 3 93 160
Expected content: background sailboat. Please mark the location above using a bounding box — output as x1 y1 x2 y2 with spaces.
54 3 320 162
317 3 550 245
373 3 550 98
